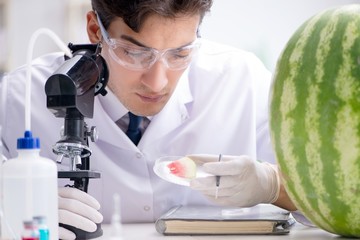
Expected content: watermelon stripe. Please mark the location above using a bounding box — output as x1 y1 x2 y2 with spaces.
268 13 311 185
316 9 357 234
303 10 345 232
289 10 339 230
333 16 360 234
276 13 326 221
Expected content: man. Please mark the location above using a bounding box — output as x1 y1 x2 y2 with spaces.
0 0 296 239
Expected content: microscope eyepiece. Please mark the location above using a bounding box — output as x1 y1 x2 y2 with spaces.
45 43 108 118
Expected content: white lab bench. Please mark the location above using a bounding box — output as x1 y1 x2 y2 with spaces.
99 222 354 240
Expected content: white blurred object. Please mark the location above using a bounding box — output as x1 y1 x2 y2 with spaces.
0 126 16 240
110 193 123 239
0 126 3 163
1 131 58 240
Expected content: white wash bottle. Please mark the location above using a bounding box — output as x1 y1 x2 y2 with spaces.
1 131 58 240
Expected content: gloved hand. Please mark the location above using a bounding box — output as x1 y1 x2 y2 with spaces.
58 187 103 240
188 154 280 207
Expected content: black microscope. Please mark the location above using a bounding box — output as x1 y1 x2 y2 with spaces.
44 43 108 239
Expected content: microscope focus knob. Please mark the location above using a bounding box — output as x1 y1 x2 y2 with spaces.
88 126 99 142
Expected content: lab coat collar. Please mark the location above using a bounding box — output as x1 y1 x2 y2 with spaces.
98 87 128 122
92 68 193 149
141 69 192 145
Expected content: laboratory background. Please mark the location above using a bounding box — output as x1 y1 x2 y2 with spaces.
0 0 359 75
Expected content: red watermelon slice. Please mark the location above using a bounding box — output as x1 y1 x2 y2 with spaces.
167 157 196 179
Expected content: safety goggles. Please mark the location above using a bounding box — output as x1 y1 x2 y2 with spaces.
96 13 200 71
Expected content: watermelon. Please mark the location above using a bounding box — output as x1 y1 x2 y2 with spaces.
167 157 197 179
269 4 360 237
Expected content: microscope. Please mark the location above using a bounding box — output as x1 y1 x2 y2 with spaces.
44 43 108 239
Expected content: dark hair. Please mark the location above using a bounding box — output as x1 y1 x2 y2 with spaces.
91 0 213 32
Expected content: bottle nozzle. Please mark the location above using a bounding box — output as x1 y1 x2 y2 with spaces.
17 131 40 149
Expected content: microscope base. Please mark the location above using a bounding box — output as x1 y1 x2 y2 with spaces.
59 223 103 239
58 170 103 239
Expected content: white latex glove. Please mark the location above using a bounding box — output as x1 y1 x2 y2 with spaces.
58 187 103 240
188 154 280 207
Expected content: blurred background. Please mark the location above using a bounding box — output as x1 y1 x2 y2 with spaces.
0 0 358 75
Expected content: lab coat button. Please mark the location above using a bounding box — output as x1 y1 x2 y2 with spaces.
144 205 151 211
136 152 143 158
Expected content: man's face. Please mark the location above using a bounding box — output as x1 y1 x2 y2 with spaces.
94 14 200 116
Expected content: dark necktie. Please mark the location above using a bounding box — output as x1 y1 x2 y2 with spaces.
126 112 142 145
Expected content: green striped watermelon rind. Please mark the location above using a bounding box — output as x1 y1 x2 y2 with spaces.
269 4 360 237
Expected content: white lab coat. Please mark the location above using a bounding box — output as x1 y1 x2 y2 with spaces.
0 39 275 223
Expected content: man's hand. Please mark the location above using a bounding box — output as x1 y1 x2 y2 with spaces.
58 187 103 240
188 154 280 207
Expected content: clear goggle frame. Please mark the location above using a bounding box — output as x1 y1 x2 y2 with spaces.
96 13 200 71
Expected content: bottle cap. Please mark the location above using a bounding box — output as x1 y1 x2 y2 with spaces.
33 216 46 224
17 131 40 149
